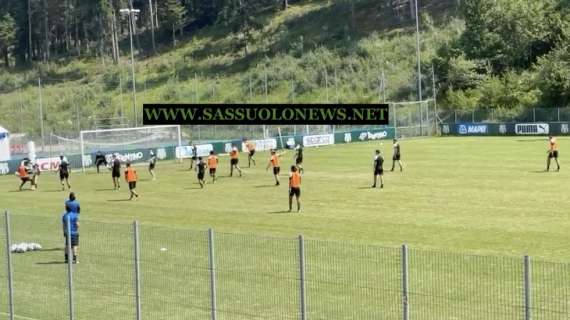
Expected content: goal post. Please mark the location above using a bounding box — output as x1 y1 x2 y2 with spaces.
389 99 436 138
80 125 182 172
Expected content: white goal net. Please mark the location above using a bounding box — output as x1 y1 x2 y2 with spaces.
80 125 182 171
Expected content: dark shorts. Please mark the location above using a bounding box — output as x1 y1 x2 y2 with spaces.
192 156 198 161
249 150 255 157
296 158 303 165
149 163 155 170
374 169 384 176
128 181 137 190
549 151 559 159
20 177 31 182
273 167 281 175
65 234 79 246
112 170 121 178
231 158 239 166
198 172 205 180
289 187 301 197
209 168 216 175
393 154 401 161
60 172 69 180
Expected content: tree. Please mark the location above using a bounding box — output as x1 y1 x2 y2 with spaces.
159 0 185 47
0 13 16 67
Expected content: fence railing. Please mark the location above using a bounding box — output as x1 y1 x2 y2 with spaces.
3 210 569 320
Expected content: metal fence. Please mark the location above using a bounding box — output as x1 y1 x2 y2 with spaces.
4 210 568 320
438 107 570 124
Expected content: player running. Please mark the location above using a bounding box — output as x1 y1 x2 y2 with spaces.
95 151 107 173
196 156 207 188
58 155 71 190
189 144 198 170
148 151 157 180
17 160 33 191
229 146 242 177
372 150 384 188
125 162 139 200
294 145 304 174
207 151 219 183
391 138 403 172
31 162 40 190
245 140 256 167
111 154 121 190
546 135 560 172
288 165 302 212
267 149 283 186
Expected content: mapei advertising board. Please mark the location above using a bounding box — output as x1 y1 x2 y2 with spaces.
441 123 570 136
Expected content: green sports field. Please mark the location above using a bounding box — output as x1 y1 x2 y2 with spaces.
0 136 569 319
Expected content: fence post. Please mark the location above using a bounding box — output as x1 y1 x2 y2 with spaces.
471 110 475 123
133 221 142 320
402 244 409 320
208 229 217 320
65 216 75 320
454 110 457 124
533 108 536 123
558 108 560 122
4 210 14 320
524 255 532 320
298 235 307 320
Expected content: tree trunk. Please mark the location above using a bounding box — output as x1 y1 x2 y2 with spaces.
110 11 119 64
282 0 288 10
28 0 32 62
4 48 9 68
172 25 176 47
75 4 80 56
148 0 156 54
43 0 49 61
64 0 70 52
154 0 159 28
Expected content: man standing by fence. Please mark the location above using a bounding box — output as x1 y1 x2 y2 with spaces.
62 208 80 264
111 154 121 190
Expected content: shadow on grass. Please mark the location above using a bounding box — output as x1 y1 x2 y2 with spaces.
36 261 67 265
40 247 64 252
107 199 131 202
529 170 558 173
357 186 373 189
254 185 276 188
268 210 291 214
95 188 115 192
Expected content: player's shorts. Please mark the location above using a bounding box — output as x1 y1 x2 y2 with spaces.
374 168 384 176
191 156 198 161
149 163 155 170
112 170 121 178
20 177 31 182
197 172 205 180
296 157 303 165
65 234 79 246
231 158 239 166
393 154 401 161
128 181 137 190
273 166 281 175
549 151 559 158
249 150 255 157
60 172 69 180
289 187 301 197
209 168 216 175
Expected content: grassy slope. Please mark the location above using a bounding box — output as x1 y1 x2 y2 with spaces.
0 137 569 319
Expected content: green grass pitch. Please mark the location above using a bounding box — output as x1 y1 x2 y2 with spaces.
0 136 569 319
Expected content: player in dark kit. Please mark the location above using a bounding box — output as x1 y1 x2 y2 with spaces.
95 151 107 173
391 138 403 172
294 145 304 174
148 151 157 180
289 166 302 212
372 150 384 188
196 157 207 188
546 135 560 172
111 154 121 190
58 155 71 190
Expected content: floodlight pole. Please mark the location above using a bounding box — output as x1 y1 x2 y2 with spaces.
121 5 139 127
414 0 422 101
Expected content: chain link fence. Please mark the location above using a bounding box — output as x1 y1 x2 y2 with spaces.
2 211 570 320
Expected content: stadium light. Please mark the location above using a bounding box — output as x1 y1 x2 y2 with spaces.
414 0 422 101
120 5 141 127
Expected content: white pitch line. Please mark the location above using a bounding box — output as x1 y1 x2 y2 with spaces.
0 312 42 320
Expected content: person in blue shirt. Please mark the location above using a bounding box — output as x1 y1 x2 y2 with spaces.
64 192 80 214
62 208 80 264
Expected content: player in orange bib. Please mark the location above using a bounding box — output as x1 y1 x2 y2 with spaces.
266 149 284 186
546 135 560 172
229 146 242 177
124 162 139 200
17 161 32 191
289 165 302 212
207 151 219 183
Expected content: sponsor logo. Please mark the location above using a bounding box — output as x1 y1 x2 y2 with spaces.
358 131 388 141
0 162 9 175
176 145 213 158
562 124 569 134
224 143 233 153
458 124 487 135
303 134 334 147
515 123 549 135
157 148 167 160
499 124 507 134
344 133 352 143
82 155 92 167
241 139 277 152
286 138 296 149
35 157 60 171
105 152 144 163
442 125 450 134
